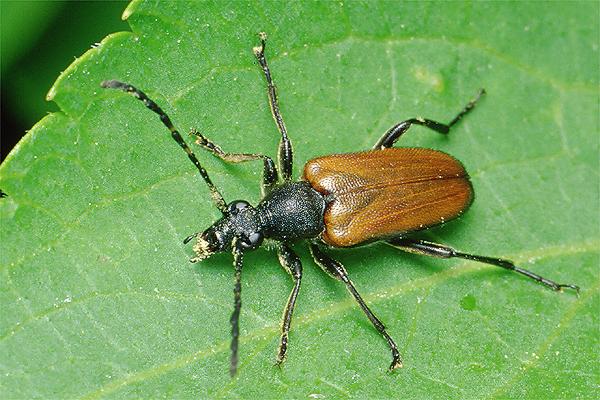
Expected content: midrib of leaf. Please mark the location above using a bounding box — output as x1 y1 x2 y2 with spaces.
76 239 598 399
3 31 594 276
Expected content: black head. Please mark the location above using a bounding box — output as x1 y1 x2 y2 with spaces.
186 200 264 262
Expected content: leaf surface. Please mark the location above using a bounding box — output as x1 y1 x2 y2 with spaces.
1 1 598 398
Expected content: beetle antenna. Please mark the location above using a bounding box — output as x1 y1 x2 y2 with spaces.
101 80 228 213
230 239 244 376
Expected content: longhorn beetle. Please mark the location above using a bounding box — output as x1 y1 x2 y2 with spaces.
101 32 579 376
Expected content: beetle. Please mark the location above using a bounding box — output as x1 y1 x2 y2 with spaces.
101 32 579 376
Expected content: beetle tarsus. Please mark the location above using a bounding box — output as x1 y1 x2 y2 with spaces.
187 128 279 194
555 283 580 295
448 88 486 128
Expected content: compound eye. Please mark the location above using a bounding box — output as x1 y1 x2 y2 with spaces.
205 229 221 245
227 200 250 215
239 232 263 250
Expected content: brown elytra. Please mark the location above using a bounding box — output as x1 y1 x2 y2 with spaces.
304 148 473 247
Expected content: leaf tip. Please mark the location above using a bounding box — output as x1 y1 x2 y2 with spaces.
122 0 141 21
46 85 57 101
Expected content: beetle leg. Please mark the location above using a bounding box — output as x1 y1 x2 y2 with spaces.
230 238 245 376
373 89 486 149
190 129 278 194
253 32 294 181
387 238 580 294
276 243 303 366
309 243 403 371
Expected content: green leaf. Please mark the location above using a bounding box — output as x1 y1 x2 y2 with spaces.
1 1 598 398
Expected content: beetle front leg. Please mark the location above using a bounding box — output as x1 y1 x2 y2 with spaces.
276 243 303 365
387 238 580 294
253 32 293 181
309 243 402 371
373 89 485 149
190 129 278 194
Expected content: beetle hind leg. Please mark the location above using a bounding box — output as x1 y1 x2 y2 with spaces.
374 89 486 149
388 238 580 294
309 243 402 371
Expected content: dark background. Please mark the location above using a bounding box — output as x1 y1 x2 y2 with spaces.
1 1 128 162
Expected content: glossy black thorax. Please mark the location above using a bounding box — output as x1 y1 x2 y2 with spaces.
257 181 326 242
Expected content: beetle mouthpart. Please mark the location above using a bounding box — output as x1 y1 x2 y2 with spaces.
390 359 403 371
190 237 213 263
